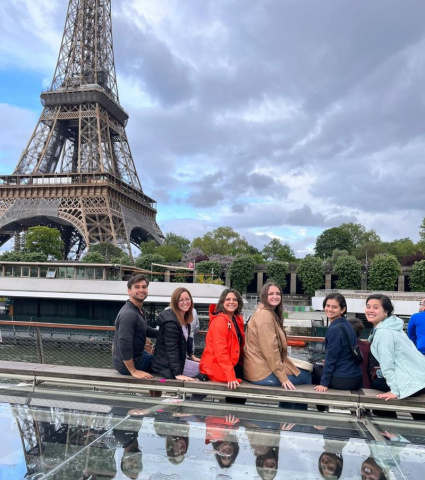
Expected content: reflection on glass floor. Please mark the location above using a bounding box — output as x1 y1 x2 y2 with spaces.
0 392 424 479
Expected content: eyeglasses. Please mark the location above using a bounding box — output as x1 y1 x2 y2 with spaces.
179 298 191 304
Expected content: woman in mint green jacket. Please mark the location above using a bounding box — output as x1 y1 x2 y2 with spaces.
365 294 425 400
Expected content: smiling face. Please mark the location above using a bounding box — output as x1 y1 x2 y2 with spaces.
128 280 148 306
361 460 383 480
324 299 346 322
320 453 338 477
223 293 239 315
365 298 387 326
178 292 192 314
267 285 282 307
217 442 235 466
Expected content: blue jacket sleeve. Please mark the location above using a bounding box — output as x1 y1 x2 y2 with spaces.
320 327 343 387
407 317 417 345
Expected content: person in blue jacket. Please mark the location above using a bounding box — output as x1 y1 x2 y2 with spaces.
407 298 425 355
366 294 425 401
314 293 362 393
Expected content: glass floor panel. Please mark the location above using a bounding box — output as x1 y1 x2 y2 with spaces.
0 392 424 479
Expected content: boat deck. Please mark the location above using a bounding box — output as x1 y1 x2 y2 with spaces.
1 360 424 418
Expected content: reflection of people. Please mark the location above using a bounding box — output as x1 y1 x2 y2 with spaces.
199 289 245 390
365 294 425 401
165 435 189 465
255 447 278 480
112 274 158 379
152 288 199 380
114 417 144 479
205 415 240 469
361 457 389 480
407 298 425 355
244 282 311 409
314 293 362 393
318 452 343 479
154 412 190 465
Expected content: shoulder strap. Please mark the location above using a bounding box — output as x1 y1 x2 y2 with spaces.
337 322 353 349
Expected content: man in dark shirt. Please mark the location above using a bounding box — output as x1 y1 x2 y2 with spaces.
113 274 158 378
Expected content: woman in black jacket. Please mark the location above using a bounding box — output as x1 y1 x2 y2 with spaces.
152 287 199 380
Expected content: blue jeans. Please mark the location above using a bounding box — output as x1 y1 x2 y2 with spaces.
251 369 312 410
118 351 153 375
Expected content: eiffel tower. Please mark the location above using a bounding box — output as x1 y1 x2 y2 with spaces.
0 0 163 258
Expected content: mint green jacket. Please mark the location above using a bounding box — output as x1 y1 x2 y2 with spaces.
371 315 425 399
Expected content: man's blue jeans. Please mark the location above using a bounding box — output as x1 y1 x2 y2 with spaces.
118 351 153 375
250 368 312 410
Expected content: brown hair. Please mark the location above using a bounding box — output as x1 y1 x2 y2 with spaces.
215 288 244 316
260 282 284 330
127 273 149 289
170 288 193 325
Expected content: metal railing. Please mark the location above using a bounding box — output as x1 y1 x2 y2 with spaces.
0 320 324 369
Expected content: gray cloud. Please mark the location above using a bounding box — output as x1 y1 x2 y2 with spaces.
2 0 425 251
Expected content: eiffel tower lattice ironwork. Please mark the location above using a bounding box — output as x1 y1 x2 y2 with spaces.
0 0 163 258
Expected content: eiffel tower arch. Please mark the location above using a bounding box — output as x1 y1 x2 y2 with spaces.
0 0 163 259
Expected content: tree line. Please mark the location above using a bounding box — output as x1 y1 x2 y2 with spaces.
2 219 425 294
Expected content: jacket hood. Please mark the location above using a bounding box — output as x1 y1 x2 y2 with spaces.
208 303 222 326
157 308 178 327
376 315 404 332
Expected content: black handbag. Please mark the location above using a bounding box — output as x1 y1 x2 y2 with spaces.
337 324 363 364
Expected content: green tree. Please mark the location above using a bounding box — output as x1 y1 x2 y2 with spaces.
81 251 105 263
368 254 401 291
25 226 64 259
156 244 182 262
333 255 362 289
352 240 386 263
409 260 425 292
419 217 425 241
297 255 324 296
135 254 166 272
323 249 349 270
266 261 289 290
163 233 191 254
339 223 381 250
262 239 296 262
229 254 257 293
0 251 48 262
192 227 250 256
314 227 352 259
89 243 128 262
196 260 221 282
139 239 158 255
383 238 417 262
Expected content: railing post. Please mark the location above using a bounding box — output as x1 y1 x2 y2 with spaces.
35 326 45 363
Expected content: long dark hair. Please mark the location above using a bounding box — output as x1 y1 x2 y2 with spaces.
215 288 244 316
318 452 343 479
260 282 284 330
212 439 240 469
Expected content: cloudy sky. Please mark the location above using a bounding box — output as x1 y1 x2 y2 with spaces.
1 0 425 256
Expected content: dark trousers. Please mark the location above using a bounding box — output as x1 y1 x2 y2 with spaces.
313 364 362 411
313 363 363 390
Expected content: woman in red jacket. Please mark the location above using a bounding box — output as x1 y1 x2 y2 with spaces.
199 288 245 390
